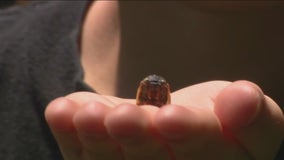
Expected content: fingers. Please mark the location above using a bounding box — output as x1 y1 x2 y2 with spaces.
45 97 82 159
73 101 124 160
153 105 225 159
105 104 172 160
46 92 173 160
46 93 123 160
153 104 251 160
214 80 284 160
45 81 283 160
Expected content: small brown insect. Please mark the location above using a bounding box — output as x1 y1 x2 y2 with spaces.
136 74 171 107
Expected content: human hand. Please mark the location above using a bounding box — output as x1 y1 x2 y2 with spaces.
45 80 284 160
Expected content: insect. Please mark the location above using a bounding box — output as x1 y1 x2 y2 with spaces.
136 74 171 107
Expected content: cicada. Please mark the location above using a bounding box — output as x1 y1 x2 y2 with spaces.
136 74 171 107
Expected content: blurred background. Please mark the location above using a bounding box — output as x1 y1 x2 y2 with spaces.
0 0 28 8
1 1 283 108
117 1 284 108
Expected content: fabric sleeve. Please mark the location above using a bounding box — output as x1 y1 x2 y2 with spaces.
0 1 93 159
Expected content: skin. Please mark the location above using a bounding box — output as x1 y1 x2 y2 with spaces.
45 1 284 160
46 81 284 160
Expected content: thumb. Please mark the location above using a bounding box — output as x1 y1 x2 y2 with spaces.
214 80 284 160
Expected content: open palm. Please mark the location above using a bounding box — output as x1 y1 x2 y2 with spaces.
45 80 283 160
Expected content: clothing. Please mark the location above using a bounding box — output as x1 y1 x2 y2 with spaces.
0 1 92 159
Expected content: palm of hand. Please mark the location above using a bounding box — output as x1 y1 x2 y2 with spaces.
45 81 283 160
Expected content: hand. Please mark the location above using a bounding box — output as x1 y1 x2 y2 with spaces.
45 80 284 160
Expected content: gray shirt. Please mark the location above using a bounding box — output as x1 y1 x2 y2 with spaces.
0 1 92 159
